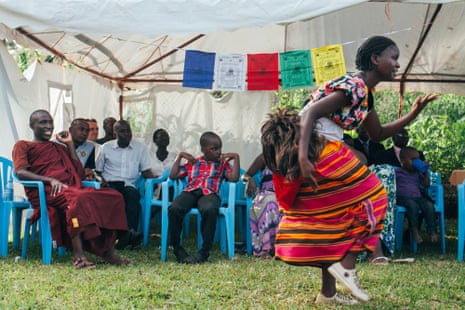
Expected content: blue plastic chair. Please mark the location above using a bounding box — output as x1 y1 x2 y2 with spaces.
18 178 100 265
0 157 31 257
159 177 184 261
394 171 446 254
140 169 171 246
457 181 465 261
160 178 237 261
235 169 262 255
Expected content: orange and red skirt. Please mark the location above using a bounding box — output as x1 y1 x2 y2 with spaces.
274 141 387 266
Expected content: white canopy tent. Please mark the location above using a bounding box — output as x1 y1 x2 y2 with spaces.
0 0 463 167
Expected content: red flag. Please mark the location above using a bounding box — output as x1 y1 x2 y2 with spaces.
247 53 279 91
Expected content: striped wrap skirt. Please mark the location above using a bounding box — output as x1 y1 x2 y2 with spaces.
274 140 387 266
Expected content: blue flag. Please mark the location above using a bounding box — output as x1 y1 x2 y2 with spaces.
183 50 216 89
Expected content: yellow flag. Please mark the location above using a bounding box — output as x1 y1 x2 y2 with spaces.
311 44 346 86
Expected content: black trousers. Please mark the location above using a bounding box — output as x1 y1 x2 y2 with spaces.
168 189 220 253
108 181 141 231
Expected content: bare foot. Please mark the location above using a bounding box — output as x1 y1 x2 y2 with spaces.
73 256 96 269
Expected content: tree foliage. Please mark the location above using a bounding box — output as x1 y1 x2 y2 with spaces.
277 88 465 179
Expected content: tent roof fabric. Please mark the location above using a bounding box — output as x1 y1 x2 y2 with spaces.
0 0 464 94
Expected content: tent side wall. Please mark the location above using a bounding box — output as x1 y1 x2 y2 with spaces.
0 43 120 159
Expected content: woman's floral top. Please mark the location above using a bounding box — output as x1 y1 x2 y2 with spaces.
302 74 373 130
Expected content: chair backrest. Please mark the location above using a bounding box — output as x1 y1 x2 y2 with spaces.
218 178 236 207
0 156 15 201
430 171 442 185
235 169 248 206
143 168 171 206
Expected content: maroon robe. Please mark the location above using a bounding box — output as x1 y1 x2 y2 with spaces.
12 140 128 256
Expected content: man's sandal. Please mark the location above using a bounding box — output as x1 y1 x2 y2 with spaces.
370 256 390 265
370 256 415 265
73 257 96 269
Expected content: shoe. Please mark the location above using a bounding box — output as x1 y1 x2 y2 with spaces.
184 252 209 264
128 231 143 249
328 262 370 302
115 231 131 250
173 247 189 263
315 292 358 305
115 230 143 250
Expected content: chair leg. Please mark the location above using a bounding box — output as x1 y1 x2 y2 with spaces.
246 202 252 255
226 214 235 260
196 214 202 250
219 217 226 253
0 202 12 257
459 214 465 261
439 212 446 254
394 209 406 252
21 213 32 259
459 186 465 261
142 205 151 246
161 208 169 261
58 247 66 256
39 216 53 265
11 206 23 249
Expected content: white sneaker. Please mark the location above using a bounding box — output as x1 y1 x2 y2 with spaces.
328 262 370 302
315 292 358 305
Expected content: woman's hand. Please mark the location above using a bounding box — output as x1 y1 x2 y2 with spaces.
410 93 439 116
245 178 257 197
298 154 318 189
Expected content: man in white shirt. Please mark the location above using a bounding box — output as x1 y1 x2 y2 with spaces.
95 120 155 249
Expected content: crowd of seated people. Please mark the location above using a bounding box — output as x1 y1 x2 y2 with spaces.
9 108 440 272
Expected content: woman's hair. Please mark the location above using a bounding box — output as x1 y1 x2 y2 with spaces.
355 36 397 71
261 108 324 181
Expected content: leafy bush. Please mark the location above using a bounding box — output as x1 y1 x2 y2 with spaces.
277 89 465 180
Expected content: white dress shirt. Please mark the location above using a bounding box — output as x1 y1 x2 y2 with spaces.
96 139 152 187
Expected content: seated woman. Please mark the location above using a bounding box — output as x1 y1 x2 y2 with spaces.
151 128 177 177
243 154 281 258
151 128 177 199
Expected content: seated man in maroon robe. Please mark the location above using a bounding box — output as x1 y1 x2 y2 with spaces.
12 109 129 269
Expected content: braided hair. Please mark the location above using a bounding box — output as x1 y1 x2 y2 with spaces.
355 36 397 71
261 108 325 181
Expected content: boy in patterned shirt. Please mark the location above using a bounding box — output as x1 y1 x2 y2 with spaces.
168 131 240 264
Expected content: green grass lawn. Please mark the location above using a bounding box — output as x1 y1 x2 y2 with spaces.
1 219 465 309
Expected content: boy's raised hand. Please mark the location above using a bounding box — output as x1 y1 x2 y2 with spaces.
220 152 239 162
179 151 196 165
